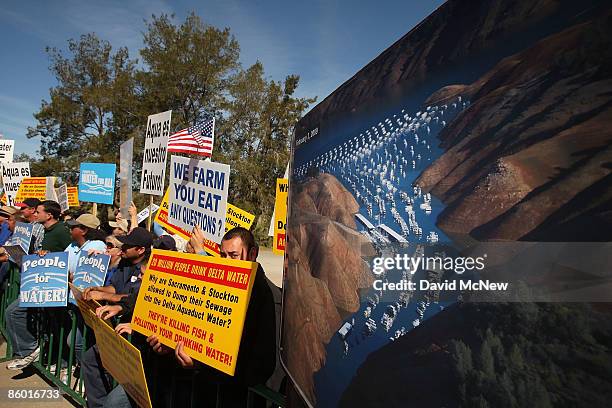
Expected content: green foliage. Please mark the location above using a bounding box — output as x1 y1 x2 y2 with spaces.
25 12 314 244
448 303 612 408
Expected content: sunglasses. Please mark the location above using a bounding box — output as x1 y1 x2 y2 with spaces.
106 242 119 249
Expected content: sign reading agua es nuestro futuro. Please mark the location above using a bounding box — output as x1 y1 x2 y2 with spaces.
1 162 30 206
130 249 258 376
140 110 172 196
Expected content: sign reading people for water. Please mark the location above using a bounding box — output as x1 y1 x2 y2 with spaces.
1 162 30 205
12 222 34 253
19 252 69 307
168 156 230 244
131 249 258 376
79 163 116 205
140 110 172 196
273 178 288 255
70 251 110 304
0 139 15 163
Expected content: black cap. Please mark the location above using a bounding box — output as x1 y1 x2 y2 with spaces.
15 198 42 209
116 227 153 248
154 235 177 251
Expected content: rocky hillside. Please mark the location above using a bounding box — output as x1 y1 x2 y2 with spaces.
282 173 375 404
415 8 612 241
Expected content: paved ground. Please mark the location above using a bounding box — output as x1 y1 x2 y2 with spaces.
0 341 75 407
258 247 285 288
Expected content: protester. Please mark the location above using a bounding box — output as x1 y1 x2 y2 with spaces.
5 200 72 371
36 200 72 252
63 213 108 370
0 207 12 245
0 207 24 283
65 214 107 274
81 227 153 408
148 227 276 407
14 198 44 251
108 219 129 237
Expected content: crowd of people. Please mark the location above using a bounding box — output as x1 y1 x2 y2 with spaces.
0 197 281 408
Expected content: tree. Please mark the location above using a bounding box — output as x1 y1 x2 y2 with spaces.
24 12 315 244
220 62 315 241
27 33 138 183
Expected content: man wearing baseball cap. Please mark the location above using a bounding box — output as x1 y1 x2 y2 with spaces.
108 219 129 237
65 214 107 274
81 227 153 407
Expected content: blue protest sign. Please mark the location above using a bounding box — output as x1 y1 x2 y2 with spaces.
19 252 69 307
79 163 116 204
12 221 33 253
70 251 110 304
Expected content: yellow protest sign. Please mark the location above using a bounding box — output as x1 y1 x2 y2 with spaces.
70 284 152 408
0 193 6 205
14 177 52 202
273 178 288 255
225 203 255 231
154 188 191 240
94 315 152 408
69 283 110 328
67 187 79 207
202 203 256 257
131 249 258 376
155 188 255 257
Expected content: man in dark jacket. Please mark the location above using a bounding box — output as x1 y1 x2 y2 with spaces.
148 227 277 407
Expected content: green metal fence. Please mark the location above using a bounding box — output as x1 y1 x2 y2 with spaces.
0 263 286 407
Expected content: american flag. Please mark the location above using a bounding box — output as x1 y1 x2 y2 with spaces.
167 116 215 157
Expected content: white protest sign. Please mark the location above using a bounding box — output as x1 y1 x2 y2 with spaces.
140 111 171 196
0 140 15 163
137 204 160 224
1 162 30 206
168 155 230 244
119 138 133 218
45 177 58 201
57 184 69 212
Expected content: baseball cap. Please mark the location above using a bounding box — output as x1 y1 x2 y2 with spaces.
117 227 153 248
66 213 101 229
0 206 19 218
154 235 177 251
15 198 42 209
109 219 129 233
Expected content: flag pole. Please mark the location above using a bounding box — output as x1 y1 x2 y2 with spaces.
92 203 97 216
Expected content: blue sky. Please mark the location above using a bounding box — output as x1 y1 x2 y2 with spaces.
0 0 444 157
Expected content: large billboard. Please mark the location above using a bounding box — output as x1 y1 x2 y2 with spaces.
282 0 612 406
